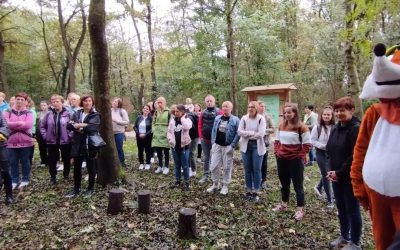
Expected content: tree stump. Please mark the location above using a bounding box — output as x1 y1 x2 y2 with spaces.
137 190 151 214
107 189 124 215
177 208 197 239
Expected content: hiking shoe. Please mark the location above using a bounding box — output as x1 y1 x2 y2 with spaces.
139 164 145 170
329 236 348 249
327 202 335 209
314 185 322 197
150 157 155 164
5 195 14 205
170 182 180 189
342 242 361 250
220 185 228 195
162 167 170 175
19 181 29 188
66 189 80 198
272 203 288 212
294 210 304 221
198 176 208 184
206 183 219 193
244 192 253 201
50 178 57 186
83 189 94 197
155 166 163 173
251 193 260 202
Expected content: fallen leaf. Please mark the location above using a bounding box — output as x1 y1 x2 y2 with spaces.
289 228 296 234
90 205 96 210
229 203 235 208
93 213 100 219
217 223 229 229
80 225 94 234
190 243 198 250
127 222 136 228
17 218 30 224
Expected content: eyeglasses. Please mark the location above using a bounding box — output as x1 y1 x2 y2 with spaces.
248 106 255 109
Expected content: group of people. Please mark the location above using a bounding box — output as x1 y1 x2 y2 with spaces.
0 89 395 250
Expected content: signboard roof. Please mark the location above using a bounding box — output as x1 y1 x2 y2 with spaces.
241 83 297 92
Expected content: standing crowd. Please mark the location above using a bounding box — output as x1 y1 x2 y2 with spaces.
0 90 389 250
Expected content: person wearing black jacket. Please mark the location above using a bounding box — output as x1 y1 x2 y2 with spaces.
66 95 100 198
326 96 362 250
0 111 13 204
134 105 153 170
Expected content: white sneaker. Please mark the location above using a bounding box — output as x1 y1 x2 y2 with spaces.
145 164 151 170
139 164 145 170
12 183 18 190
150 157 155 164
57 163 64 171
191 171 197 177
19 181 29 188
82 161 87 168
162 167 170 175
220 185 228 195
206 183 219 193
155 167 162 173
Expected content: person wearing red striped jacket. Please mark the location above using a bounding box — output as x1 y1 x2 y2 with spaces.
273 103 311 221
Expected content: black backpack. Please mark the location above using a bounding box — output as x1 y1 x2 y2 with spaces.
186 112 199 139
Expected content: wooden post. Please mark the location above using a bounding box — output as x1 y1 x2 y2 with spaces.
107 188 124 215
177 208 197 239
138 190 151 214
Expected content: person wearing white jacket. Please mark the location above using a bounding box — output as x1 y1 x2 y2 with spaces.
310 106 335 208
238 101 266 202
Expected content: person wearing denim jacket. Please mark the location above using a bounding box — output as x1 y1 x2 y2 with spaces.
40 95 73 184
206 101 240 195
4 92 34 189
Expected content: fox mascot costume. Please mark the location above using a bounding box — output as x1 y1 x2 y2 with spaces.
351 43 400 250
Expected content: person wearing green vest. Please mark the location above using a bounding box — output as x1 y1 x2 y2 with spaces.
152 96 171 175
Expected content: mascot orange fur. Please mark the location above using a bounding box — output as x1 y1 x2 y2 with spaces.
351 43 400 250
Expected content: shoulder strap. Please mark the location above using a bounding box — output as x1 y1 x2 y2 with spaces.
298 126 302 144
317 125 322 139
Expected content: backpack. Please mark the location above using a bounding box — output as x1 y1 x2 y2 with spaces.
186 112 199 139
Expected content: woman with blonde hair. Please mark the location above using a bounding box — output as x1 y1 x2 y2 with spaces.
238 101 266 202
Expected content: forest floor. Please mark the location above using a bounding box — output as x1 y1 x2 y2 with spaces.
0 140 374 249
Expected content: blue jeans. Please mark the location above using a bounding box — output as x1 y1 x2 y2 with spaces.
114 133 125 165
241 141 263 192
308 146 315 163
332 180 362 245
172 148 190 183
8 147 31 183
315 149 332 203
201 139 212 177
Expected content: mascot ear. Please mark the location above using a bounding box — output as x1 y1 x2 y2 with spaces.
374 43 386 57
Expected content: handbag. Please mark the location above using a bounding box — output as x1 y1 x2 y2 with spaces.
88 133 106 149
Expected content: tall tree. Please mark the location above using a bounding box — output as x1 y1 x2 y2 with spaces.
88 0 120 186
0 7 16 94
145 0 157 100
119 0 146 108
57 0 87 94
226 0 238 114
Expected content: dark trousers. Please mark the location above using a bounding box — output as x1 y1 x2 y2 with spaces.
48 144 71 179
154 147 169 168
29 145 35 165
315 149 332 203
37 140 48 165
332 180 362 245
197 143 202 158
73 155 97 191
137 136 152 164
0 161 12 197
261 151 269 184
276 157 305 207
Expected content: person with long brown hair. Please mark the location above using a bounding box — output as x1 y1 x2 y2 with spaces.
311 106 335 207
273 103 311 220
238 101 266 202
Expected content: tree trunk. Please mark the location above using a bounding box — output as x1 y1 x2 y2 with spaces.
0 31 8 93
344 0 363 116
146 1 157 100
226 0 238 115
67 60 76 94
89 0 120 186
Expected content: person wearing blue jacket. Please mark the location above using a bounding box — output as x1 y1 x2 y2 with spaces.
206 101 240 195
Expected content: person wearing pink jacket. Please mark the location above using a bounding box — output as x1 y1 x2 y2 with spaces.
4 92 34 189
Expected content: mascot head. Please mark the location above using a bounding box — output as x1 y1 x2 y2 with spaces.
360 43 400 99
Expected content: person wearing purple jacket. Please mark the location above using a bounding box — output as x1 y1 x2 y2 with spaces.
40 95 73 185
4 92 34 189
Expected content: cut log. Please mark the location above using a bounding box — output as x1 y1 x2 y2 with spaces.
138 190 151 214
177 208 197 239
107 188 124 215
